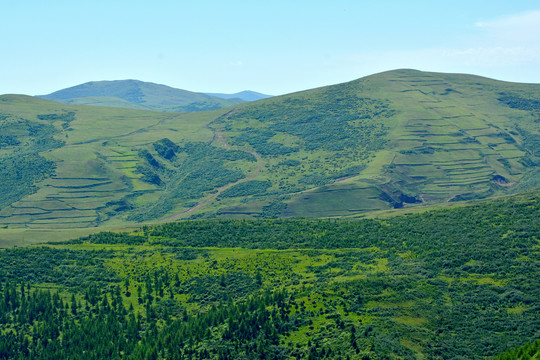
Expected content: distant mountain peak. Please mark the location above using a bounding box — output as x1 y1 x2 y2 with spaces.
204 90 273 102
36 80 258 112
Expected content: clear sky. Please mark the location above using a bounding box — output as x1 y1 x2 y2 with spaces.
1 0 539 96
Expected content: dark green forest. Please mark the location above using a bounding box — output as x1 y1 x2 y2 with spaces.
493 339 540 360
0 192 538 359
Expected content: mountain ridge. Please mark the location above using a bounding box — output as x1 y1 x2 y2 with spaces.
0 69 539 228
36 79 248 112
204 90 272 101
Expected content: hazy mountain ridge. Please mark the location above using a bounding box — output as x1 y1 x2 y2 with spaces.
1 69 539 228
36 79 248 112
204 90 273 101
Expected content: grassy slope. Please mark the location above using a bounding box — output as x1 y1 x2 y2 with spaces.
370 70 539 199
0 94 219 229
195 69 540 219
1 69 539 230
54 96 155 110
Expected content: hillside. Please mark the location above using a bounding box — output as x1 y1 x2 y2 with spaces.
0 191 538 358
37 79 245 112
1 69 539 228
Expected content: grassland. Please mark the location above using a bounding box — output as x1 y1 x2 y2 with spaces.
275 70 539 216
0 95 223 229
184 70 540 219
1 69 539 229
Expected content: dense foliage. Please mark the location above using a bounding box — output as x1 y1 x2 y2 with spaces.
226 89 391 152
0 279 295 359
141 193 539 252
498 93 540 114
217 181 272 199
493 339 540 360
0 192 538 358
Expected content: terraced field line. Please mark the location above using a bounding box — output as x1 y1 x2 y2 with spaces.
160 130 263 222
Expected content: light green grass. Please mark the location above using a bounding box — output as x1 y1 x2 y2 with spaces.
1 69 539 229
0 225 134 247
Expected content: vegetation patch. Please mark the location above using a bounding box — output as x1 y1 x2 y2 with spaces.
0 191 538 358
130 142 252 221
217 180 272 199
498 93 540 113
0 118 63 209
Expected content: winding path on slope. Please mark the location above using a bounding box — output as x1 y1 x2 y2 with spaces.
160 129 263 222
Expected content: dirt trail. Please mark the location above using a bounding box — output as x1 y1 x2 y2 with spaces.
160 130 262 222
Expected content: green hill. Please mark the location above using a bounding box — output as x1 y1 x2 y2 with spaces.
209 69 540 219
37 79 245 112
1 69 539 228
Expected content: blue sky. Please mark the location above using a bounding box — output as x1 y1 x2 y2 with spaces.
1 0 539 95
